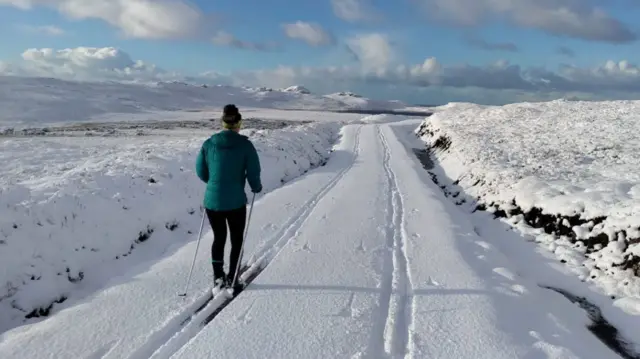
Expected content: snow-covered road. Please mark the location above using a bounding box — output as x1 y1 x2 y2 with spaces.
0 121 625 359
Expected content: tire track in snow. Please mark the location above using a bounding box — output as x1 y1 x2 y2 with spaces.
372 124 414 359
126 124 364 359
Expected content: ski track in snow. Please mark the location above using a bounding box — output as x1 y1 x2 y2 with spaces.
124 125 364 359
369 125 415 359
0 123 362 359
243 124 363 278
124 286 230 359
168 123 394 358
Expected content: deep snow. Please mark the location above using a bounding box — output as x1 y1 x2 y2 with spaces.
415 100 640 340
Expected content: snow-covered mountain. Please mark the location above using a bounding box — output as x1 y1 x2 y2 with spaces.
281 85 311 94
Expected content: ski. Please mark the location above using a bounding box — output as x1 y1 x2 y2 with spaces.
178 264 251 328
201 262 263 326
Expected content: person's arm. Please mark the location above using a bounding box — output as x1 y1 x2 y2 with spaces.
195 143 209 183
246 141 262 193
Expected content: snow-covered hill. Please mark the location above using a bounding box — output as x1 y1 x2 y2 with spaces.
0 76 406 129
416 99 640 317
282 85 311 94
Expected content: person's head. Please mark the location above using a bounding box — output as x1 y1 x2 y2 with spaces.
221 104 242 132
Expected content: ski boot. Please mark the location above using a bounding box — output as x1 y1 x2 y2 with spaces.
211 277 227 296
211 263 228 296
226 272 245 295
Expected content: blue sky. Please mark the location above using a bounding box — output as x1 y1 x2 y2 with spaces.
1 0 640 105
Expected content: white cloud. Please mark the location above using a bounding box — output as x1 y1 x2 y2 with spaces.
330 0 380 22
0 61 12 74
5 46 640 101
212 31 279 52
0 0 204 39
416 0 636 43
7 47 180 82
345 33 396 71
282 21 334 46
557 60 640 92
217 57 640 97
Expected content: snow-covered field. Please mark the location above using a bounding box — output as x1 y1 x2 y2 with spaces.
0 119 343 333
0 76 408 130
415 99 640 319
2 120 639 359
0 74 403 333
3 75 640 358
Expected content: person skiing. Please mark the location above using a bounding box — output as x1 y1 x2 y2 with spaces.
195 104 262 291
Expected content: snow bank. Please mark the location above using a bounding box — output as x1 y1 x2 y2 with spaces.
0 121 342 333
0 76 404 129
415 99 640 315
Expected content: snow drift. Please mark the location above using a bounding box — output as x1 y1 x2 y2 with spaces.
0 121 342 333
415 99 640 317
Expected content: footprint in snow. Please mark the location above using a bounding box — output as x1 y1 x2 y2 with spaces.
475 240 492 251
262 223 276 231
294 242 313 253
425 276 441 287
235 300 256 324
510 284 528 295
333 293 356 318
492 267 517 281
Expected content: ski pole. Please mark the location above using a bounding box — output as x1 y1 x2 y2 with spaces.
231 193 256 288
179 210 207 297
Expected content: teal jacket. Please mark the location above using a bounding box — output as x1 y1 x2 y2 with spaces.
195 130 262 211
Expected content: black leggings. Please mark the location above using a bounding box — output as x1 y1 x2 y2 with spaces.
206 206 246 278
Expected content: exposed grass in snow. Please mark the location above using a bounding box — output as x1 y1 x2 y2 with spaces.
0 120 342 334
0 117 307 138
414 99 640 320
